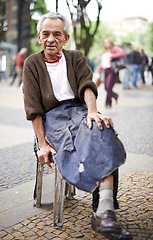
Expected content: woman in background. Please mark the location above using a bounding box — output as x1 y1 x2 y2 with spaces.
97 38 126 108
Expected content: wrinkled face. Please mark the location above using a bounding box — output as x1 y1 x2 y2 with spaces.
38 18 70 58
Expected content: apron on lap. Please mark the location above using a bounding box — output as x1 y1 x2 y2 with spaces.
43 101 126 193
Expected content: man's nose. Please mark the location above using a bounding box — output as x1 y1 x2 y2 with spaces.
48 34 54 42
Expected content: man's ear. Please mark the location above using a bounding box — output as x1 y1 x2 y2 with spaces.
37 33 41 44
63 34 70 46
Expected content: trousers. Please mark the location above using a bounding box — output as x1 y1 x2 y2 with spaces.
104 68 118 106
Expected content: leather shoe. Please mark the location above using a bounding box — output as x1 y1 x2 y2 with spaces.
91 210 121 234
103 224 133 240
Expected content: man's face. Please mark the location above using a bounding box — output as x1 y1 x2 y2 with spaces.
38 18 69 58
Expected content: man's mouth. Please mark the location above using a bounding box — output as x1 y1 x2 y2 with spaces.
46 45 56 48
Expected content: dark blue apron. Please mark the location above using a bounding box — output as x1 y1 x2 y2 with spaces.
43 101 126 193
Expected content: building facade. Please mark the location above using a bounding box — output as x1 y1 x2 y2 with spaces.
103 16 149 44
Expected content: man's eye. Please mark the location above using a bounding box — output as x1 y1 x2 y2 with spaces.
55 33 61 37
42 33 48 36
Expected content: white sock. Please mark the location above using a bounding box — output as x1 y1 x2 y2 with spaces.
96 185 114 217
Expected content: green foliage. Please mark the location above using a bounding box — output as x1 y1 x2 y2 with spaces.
30 0 49 15
30 0 49 53
119 22 153 57
0 0 7 41
31 39 42 54
30 19 38 39
88 22 115 62
147 22 153 55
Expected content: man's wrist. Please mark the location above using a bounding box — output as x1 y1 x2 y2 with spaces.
88 108 98 114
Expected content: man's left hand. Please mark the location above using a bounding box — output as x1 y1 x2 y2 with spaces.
87 112 114 130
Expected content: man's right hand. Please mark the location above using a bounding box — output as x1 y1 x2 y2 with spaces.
32 115 57 168
38 144 57 168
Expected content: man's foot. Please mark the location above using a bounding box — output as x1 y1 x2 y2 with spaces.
91 210 121 234
103 225 133 240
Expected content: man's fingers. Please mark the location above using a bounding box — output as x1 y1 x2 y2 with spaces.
103 118 110 128
38 152 52 168
95 116 103 130
87 117 93 129
108 117 114 128
46 160 52 168
50 147 57 155
99 115 114 128
87 112 114 130
43 156 52 168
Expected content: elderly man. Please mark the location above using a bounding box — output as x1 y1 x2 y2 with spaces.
23 12 132 240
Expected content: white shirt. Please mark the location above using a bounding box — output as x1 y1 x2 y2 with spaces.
101 52 111 69
45 53 75 101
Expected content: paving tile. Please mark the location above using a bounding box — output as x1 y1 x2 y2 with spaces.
0 170 153 239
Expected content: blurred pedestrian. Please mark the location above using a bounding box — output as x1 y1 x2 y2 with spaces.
123 43 133 89
96 38 126 108
14 48 28 87
148 57 153 85
87 58 94 71
131 46 142 88
140 49 148 84
0 58 2 81
10 55 17 86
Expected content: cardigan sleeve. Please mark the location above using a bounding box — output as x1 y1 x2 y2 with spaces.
73 51 98 102
23 57 45 120
111 46 126 59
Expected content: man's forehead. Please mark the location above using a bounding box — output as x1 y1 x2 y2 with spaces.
41 18 64 31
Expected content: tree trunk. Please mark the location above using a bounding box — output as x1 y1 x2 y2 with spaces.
66 0 102 57
17 0 31 53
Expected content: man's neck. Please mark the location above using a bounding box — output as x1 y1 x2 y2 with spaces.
42 52 62 63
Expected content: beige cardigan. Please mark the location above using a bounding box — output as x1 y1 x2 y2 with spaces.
23 49 97 120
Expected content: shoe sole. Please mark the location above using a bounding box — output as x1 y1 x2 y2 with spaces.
91 222 121 234
103 232 133 240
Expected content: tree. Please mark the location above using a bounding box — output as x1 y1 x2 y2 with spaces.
0 0 7 41
148 22 153 54
30 0 49 53
118 22 153 57
66 0 102 57
17 0 31 52
56 0 59 12
20 0 48 53
88 22 115 62
1 0 48 53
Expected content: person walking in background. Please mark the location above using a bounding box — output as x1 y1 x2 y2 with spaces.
140 49 148 84
96 38 126 108
14 48 28 87
131 46 142 88
148 57 152 76
10 55 17 86
148 57 153 85
87 58 94 71
123 43 133 89
0 57 2 81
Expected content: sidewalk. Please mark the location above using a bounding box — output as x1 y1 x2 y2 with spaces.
0 76 153 239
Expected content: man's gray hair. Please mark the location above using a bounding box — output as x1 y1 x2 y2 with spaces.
37 12 71 35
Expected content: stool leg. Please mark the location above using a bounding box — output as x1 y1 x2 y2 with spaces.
53 164 65 227
67 184 75 200
35 160 43 207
